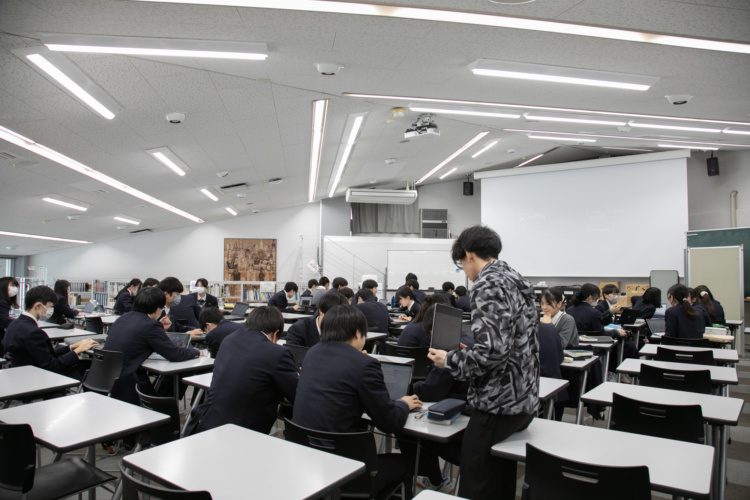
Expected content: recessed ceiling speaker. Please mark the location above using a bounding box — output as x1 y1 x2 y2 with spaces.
707 156 720 176
463 181 474 196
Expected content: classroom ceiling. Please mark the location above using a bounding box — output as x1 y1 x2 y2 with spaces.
0 0 749 256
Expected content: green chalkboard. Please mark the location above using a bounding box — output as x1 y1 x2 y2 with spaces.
686 227 750 297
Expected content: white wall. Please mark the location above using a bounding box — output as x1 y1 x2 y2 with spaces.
688 150 750 230
30 202 320 282
416 179 481 238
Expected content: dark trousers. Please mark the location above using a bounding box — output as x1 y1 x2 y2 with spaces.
458 410 534 500
374 453 413 500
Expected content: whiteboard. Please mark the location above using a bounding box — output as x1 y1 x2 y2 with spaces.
386 250 467 291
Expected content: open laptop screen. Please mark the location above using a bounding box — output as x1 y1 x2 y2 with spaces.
299 296 313 308
82 301 96 314
380 362 413 401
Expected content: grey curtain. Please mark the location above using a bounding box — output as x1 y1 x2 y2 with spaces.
351 203 419 234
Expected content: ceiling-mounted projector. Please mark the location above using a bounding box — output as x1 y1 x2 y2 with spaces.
346 188 418 205
405 113 440 139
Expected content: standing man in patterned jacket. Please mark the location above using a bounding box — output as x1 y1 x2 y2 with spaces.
429 225 539 500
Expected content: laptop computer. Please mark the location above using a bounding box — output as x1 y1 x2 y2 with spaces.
645 318 666 336
224 302 250 320
299 296 312 308
81 301 97 314
380 362 414 401
147 333 192 360
430 303 463 351
618 308 640 326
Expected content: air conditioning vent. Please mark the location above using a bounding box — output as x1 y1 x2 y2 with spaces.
0 150 21 161
420 209 448 239
346 188 418 205
130 228 153 234
219 183 249 195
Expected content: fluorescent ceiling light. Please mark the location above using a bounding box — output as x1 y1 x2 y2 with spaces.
503 128 750 149
113 216 141 225
0 125 204 223
528 135 596 143
658 144 719 150
225 206 238 216
328 113 366 198
470 59 658 91
472 140 498 159
309 99 329 203
723 128 750 136
602 147 653 152
417 131 489 184
147 148 190 176
0 230 91 245
11 47 122 120
42 197 88 212
628 121 722 133
200 188 219 201
130 0 750 55
43 34 268 60
345 94 750 127
409 105 520 119
515 154 545 168
439 167 458 180
524 113 626 127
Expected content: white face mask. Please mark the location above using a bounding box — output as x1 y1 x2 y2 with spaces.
195 287 206 295
607 294 619 305
171 294 182 307
38 305 51 321
8 286 18 298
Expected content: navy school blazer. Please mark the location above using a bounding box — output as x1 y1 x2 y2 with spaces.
190 292 219 310
49 294 79 325
566 302 605 335
397 320 429 348
103 311 199 405
285 316 320 347
595 300 615 325
170 294 202 329
3 314 80 373
268 290 296 313
206 319 246 357
694 300 725 325
631 297 657 320
412 288 426 304
293 341 409 434
113 291 134 315
355 298 390 334
664 305 711 339
455 294 471 313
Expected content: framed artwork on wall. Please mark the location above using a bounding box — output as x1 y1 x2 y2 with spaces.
224 238 277 297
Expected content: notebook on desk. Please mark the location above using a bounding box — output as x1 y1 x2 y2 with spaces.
563 349 594 359
380 362 413 401
224 302 250 321
147 333 192 360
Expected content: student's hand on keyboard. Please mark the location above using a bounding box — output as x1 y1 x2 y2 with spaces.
187 329 202 336
400 395 423 411
292 304 300 311
71 338 99 354
398 315 411 322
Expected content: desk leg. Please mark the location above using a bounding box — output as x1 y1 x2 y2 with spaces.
181 388 204 437
412 437 421 496
601 350 610 381
543 400 553 420
173 376 180 407
616 340 624 383
88 443 97 500
153 375 164 392
719 425 728 500
575 371 589 425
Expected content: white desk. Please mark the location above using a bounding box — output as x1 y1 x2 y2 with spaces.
490 418 714 499
639 344 738 364
124 424 365 500
577 336 617 376
0 365 79 405
616 358 738 387
141 357 215 405
559 355 598 424
369 354 415 365
582 382 743 500
415 491 460 499
539 377 569 420
282 312 313 322
37 320 63 328
44 327 93 341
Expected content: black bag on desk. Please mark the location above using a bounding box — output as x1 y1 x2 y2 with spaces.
427 398 466 422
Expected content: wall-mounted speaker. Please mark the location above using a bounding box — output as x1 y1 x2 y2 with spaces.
707 157 719 176
463 181 474 196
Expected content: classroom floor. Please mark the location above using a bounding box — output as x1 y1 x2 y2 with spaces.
37 351 750 500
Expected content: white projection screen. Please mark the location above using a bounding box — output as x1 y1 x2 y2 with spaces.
481 156 689 277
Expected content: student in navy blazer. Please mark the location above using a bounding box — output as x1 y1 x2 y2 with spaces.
170 293 202 329
693 285 726 325
3 286 97 379
104 287 200 405
395 286 421 322
632 287 661 320
48 280 80 325
186 306 298 436
406 279 426 304
398 294 450 348
268 282 301 313
455 286 471 313
537 322 569 420
664 284 711 339
595 284 622 325
156 277 202 335
199 307 246 357
440 282 457 308
0 277 20 357
354 288 390 333
293 305 422 499
285 293 348 347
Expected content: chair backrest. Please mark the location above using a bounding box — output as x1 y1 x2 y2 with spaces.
286 345 310 369
119 463 211 499
136 386 181 447
81 349 124 396
660 335 711 348
382 343 430 381
610 393 704 444
639 363 713 395
522 443 651 500
654 347 714 366
284 418 377 497
84 317 104 334
0 423 36 494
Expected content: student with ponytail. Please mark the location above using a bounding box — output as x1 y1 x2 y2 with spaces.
664 284 711 339
693 285 726 325
567 283 636 358
113 278 142 315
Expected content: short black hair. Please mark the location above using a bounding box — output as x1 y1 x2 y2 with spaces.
196 278 208 288
339 287 354 300
362 279 378 290
405 273 418 282
356 288 374 302
143 278 159 288
319 276 330 287
24 286 58 311
405 279 420 290
541 287 564 306
53 279 70 297
642 287 662 307
307 279 319 288
451 225 502 264
283 281 299 293
442 282 455 292
320 305 367 343
414 293 450 323
245 306 284 334
571 283 600 306
133 286 167 314
602 284 620 295
319 292 348 314
158 277 184 295
0 277 20 308
199 306 224 330
396 286 416 301
455 286 467 297
332 277 348 289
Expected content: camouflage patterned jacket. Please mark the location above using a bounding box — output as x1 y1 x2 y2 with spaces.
444 259 540 415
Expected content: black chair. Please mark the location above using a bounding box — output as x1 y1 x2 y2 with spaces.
654 347 715 366
84 316 104 334
286 344 310 369
284 418 401 499
521 443 651 500
80 349 124 396
119 463 211 499
136 386 181 448
610 393 704 444
661 335 711 348
0 422 115 499
639 363 713 395
382 343 430 381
